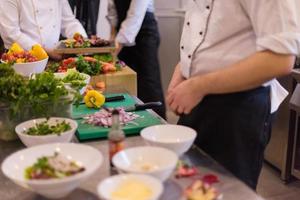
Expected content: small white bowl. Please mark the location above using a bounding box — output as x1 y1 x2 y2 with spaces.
98 174 163 200
141 125 197 156
1 143 103 199
12 57 48 77
54 72 90 95
112 146 178 182
15 117 78 147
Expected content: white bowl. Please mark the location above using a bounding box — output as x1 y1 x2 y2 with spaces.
112 146 178 182
1 143 103 199
54 72 90 95
98 174 163 200
141 125 197 156
15 117 78 147
12 57 48 77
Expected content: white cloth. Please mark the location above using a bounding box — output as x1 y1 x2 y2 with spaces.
180 0 300 113
107 0 154 46
0 0 87 50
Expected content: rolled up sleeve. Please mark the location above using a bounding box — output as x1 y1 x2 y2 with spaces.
116 0 150 46
241 0 300 56
106 0 118 28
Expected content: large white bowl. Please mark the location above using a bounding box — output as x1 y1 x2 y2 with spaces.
12 57 48 77
54 72 90 95
15 117 78 147
112 146 178 182
141 125 197 156
98 174 163 200
1 143 103 199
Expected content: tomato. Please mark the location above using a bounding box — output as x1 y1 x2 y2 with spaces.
57 66 68 72
62 58 76 66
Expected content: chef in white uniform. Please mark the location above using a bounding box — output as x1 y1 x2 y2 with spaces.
0 0 87 60
167 0 300 189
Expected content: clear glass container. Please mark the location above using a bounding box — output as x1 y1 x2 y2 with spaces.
0 98 73 141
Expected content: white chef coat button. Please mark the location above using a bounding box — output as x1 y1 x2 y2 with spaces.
187 22 190 26
53 25 56 28
188 55 192 59
39 26 43 30
181 46 184 50
199 31 203 35
206 5 210 10
36 10 39 13
50 8 53 12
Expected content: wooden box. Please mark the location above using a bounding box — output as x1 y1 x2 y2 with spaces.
90 66 137 96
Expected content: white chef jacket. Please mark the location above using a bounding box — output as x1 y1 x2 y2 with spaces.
180 0 300 113
0 0 87 50
107 0 154 46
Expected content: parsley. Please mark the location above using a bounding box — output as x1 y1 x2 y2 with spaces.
0 63 79 118
25 120 72 136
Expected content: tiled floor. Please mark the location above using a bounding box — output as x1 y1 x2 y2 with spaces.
257 164 300 200
166 110 300 200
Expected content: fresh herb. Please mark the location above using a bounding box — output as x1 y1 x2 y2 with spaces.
0 64 79 117
25 120 72 136
76 55 101 75
46 62 60 73
94 54 113 63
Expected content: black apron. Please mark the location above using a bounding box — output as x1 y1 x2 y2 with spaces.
114 0 166 119
178 86 274 189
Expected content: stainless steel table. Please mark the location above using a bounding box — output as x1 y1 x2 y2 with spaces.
0 137 264 200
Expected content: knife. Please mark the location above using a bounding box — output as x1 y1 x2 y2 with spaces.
124 101 162 112
77 95 125 105
72 101 162 120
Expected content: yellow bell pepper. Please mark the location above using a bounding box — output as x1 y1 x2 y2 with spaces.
8 43 23 55
84 90 105 108
29 44 48 60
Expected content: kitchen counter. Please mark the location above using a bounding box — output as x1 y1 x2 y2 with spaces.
0 137 264 200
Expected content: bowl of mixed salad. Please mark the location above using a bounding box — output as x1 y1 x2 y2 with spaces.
1 143 103 199
15 117 78 147
54 69 90 95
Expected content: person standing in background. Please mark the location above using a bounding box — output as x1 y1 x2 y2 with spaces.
68 0 100 36
107 0 166 119
0 0 87 60
167 0 300 189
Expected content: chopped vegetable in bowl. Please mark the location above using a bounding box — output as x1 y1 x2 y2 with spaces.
25 152 85 180
24 120 71 136
61 69 87 89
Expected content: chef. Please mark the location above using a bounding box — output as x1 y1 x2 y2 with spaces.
107 0 166 119
167 0 300 189
0 0 87 60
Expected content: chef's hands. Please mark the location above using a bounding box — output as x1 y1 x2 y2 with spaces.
45 48 62 61
167 76 207 115
167 65 185 93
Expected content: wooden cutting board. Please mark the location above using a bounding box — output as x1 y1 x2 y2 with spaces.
72 94 163 141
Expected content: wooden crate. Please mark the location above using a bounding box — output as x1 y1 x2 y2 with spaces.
90 66 137 96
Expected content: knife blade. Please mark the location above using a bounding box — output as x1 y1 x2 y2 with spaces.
125 101 162 112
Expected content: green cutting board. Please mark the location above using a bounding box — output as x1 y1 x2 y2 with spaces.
73 94 163 141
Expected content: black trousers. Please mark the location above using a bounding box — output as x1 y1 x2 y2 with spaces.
119 12 166 119
178 87 273 189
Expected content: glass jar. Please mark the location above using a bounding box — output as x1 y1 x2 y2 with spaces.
0 97 73 141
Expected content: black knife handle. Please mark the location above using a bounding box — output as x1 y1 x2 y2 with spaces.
105 95 125 102
134 101 162 111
